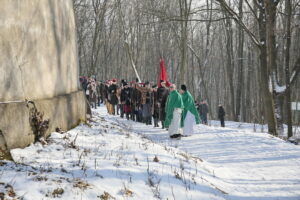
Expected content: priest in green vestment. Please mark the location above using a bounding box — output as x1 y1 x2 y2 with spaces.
164 84 184 138
180 85 201 136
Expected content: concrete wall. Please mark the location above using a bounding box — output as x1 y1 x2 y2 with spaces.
0 0 80 101
0 91 86 150
0 0 86 156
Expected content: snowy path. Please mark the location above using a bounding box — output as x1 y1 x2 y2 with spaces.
102 107 300 200
1 106 299 200
3 106 228 200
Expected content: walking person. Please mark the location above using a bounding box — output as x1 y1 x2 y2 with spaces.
180 85 201 136
218 104 225 127
164 84 184 138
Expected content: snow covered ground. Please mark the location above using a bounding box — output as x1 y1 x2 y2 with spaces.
1 106 300 200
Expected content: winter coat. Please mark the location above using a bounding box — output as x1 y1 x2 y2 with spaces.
180 91 201 127
157 87 169 121
164 90 184 128
218 106 225 119
104 85 109 100
130 87 138 110
121 87 131 105
99 83 105 101
135 85 152 105
108 84 118 105
199 103 209 115
82 79 88 91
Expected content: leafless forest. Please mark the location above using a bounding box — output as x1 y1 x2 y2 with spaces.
73 0 300 137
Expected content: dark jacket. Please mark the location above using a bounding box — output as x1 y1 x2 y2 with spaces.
104 85 109 100
199 103 209 115
157 87 169 108
121 87 131 105
108 84 118 105
157 87 169 121
218 106 225 119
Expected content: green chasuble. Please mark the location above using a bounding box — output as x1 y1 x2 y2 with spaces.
164 90 184 128
181 91 201 127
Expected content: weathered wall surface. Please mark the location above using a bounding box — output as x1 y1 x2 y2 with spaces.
0 0 80 101
0 91 86 150
0 0 86 156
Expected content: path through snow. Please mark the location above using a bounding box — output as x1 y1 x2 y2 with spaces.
1 106 299 200
102 106 300 200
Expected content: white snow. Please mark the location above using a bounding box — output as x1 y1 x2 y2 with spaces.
268 75 273 93
1 106 300 200
275 85 287 93
290 70 296 83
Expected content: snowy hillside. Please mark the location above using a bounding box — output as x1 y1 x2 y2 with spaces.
1 106 300 200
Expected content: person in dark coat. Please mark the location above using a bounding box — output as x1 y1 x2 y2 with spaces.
121 82 131 120
99 81 105 104
152 85 159 127
96 81 102 106
136 91 143 123
129 82 138 121
157 81 169 129
108 79 119 115
81 77 88 93
218 104 225 127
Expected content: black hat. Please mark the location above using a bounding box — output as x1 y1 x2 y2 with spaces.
181 84 187 91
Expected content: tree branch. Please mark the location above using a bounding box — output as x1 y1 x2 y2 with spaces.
290 55 300 86
216 0 261 47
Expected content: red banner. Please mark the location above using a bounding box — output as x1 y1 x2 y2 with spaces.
158 58 168 87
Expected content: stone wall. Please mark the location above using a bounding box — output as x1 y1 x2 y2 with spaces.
0 0 86 156
0 91 86 150
0 0 80 101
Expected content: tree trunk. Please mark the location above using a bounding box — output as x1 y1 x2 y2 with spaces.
284 0 293 138
265 0 278 136
224 16 236 120
235 0 244 121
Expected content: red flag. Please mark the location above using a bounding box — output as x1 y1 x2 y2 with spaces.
158 58 168 87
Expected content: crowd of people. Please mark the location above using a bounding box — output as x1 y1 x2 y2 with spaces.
79 76 226 138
